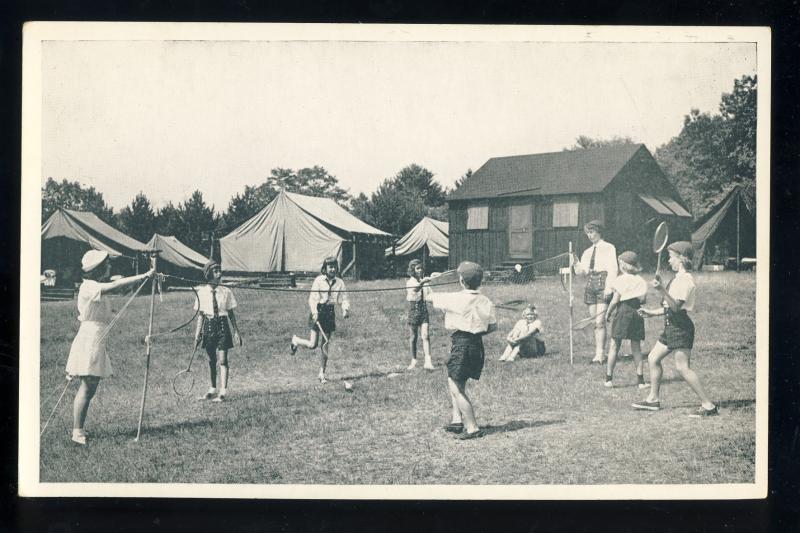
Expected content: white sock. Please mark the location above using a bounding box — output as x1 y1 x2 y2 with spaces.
208 387 218 394
220 388 227 396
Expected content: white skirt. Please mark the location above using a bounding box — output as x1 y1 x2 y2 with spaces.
66 321 113 378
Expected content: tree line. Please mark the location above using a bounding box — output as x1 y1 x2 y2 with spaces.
42 74 756 253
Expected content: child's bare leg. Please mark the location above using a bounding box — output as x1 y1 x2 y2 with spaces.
631 340 644 376
674 349 715 409
605 338 620 383
447 380 462 425
408 326 419 369
506 345 521 362
218 350 229 392
447 377 478 433
294 329 319 349
499 344 514 361
421 323 433 369
72 376 99 430
646 342 671 401
318 333 331 381
206 347 218 389
592 303 608 362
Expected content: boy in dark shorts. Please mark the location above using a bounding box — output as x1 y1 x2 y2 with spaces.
424 261 497 439
632 242 718 417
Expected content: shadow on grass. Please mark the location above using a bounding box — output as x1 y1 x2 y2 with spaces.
482 418 566 436
716 398 756 410
105 418 215 439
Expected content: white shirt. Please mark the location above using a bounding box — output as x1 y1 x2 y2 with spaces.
576 239 618 288
194 284 238 317
667 271 696 312
406 276 433 302
611 273 647 302
308 275 350 313
430 289 497 334
76 280 112 323
509 318 544 341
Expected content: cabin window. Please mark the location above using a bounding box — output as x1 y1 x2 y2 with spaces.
552 201 579 227
466 205 489 230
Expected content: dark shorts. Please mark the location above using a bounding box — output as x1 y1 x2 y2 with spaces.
447 331 485 382
584 271 609 305
518 338 546 358
308 304 336 336
658 309 695 350
611 299 645 341
202 315 233 352
407 300 430 327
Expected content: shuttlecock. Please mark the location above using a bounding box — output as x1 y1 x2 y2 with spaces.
344 381 353 391
514 264 522 273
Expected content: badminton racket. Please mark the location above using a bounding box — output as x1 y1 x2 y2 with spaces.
653 221 669 279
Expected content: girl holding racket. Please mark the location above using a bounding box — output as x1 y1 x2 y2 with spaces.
573 220 618 364
194 261 242 402
603 251 648 389
65 250 155 445
406 259 434 370
290 256 350 384
632 242 718 417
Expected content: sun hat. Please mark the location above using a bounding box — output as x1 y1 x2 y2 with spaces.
457 261 484 289
667 241 694 259
618 251 642 272
81 250 109 273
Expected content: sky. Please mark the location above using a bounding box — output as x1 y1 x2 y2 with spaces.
41 39 757 212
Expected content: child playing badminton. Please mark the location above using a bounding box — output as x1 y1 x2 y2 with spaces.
194 260 242 402
603 251 648 389
406 259 434 370
65 250 154 445
498 304 545 362
424 261 497 440
290 256 350 384
573 220 618 364
632 242 718 417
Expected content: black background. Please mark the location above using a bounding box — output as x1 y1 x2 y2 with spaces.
1 1 797 531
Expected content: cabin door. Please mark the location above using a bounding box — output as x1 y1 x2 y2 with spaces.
508 205 533 259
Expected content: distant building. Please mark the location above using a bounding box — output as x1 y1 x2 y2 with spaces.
447 144 693 270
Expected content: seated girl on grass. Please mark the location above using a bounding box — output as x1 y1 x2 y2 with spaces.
498 304 545 362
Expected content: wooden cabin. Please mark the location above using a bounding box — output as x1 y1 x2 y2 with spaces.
447 144 693 271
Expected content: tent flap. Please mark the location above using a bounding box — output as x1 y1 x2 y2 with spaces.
146 234 208 270
41 208 149 256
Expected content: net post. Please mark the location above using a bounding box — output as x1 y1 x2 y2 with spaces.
135 252 159 442
568 241 574 366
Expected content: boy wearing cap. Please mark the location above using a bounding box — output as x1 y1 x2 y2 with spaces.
423 261 497 440
194 260 241 402
633 241 718 417
291 256 350 384
65 250 155 444
603 251 648 388
574 220 618 364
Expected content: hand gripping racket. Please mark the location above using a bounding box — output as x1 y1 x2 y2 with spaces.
653 221 669 280
172 340 201 396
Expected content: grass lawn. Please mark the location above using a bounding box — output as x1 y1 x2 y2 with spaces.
38 271 757 485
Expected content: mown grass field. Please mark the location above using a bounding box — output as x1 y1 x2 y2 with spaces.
38 272 757 485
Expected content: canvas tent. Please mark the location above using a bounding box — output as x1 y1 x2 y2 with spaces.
385 217 449 257
220 190 391 278
41 208 150 285
691 185 756 269
145 233 209 282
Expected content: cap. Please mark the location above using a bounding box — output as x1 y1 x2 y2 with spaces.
81 250 109 273
618 251 642 271
457 261 484 289
667 241 694 259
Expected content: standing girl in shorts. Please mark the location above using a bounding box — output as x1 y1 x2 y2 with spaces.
194 260 242 402
406 259 434 370
603 251 648 389
65 250 155 445
290 256 350 384
632 242 718 416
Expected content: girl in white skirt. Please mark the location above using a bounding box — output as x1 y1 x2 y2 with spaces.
65 250 154 445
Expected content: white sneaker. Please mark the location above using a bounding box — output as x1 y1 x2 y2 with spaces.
638 382 650 389
423 359 434 370
407 359 417 370
71 429 87 445
603 380 613 388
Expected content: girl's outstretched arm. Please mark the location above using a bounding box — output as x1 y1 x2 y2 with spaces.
98 268 154 295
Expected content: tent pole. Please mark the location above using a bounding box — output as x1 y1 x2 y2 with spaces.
736 192 741 272
135 253 158 442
